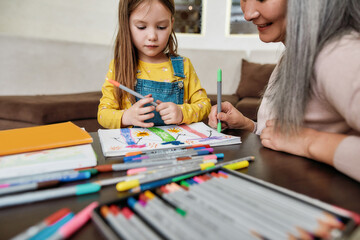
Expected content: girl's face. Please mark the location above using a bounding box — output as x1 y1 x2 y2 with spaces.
240 0 287 43
129 0 174 63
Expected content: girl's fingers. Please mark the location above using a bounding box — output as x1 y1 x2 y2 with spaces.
136 97 154 107
139 112 155 121
138 105 155 115
134 113 154 127
158 107 170 116
155 102 166 111
161 114 171 122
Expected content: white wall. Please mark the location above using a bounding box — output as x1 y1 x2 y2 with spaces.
0 0 284 53
0 34 111 95
0 0 284 96
0 0 118 46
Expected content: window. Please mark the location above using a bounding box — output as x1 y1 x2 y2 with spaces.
174 0 202 34
229 0 257 34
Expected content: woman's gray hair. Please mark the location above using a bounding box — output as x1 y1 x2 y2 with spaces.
266 0 360 134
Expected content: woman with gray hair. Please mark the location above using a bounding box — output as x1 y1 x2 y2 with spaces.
208 0 360 182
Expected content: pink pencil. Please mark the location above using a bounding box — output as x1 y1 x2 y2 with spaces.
49 201 99 239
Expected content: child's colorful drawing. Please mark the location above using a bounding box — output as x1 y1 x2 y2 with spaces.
98 122 241 157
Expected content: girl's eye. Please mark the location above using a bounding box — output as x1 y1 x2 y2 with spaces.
158 26 167 30
137 26 146 30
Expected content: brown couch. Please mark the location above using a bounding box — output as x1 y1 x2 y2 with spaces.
0 60 275 132
0 92 103 132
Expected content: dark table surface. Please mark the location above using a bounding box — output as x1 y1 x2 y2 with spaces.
1 129 359 240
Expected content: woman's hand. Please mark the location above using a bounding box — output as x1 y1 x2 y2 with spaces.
208 101 255 131
260 120 314 158
156 102 183 125
260 120 346 166
122 95 155 128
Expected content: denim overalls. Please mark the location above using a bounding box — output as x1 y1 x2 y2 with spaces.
134 56 185 126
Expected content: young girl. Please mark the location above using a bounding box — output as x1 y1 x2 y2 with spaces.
98 0 211 129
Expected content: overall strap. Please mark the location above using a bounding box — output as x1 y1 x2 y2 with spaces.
170 55 185 78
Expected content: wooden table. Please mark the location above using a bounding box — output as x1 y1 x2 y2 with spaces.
1 130 359 239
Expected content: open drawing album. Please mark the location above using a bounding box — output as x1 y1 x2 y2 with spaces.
0 144 97 180
98 122 241 157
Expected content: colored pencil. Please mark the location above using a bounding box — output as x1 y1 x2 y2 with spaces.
120 207 161 240
217 69 222 133
107 79 158 107
124 144 211 157
0 170 91 186
0 180 60 196
127 197 181 239
116 162 215 192
100 205 136 240
109 205 145 240
124 148 214 162
126 156 220 175
117 158 252 192
48 201 99 240
0 183 100 209
29 212 74 240
11 208 71 240
127 159 218 177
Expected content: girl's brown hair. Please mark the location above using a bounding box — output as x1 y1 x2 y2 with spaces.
114 0 178 104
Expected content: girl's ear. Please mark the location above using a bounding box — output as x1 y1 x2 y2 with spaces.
171 17 175 26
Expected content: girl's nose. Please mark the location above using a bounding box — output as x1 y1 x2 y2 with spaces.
148 29 157 41
242 1 260 21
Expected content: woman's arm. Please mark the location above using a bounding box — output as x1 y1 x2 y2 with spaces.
260 120 346 165
260 120 360 182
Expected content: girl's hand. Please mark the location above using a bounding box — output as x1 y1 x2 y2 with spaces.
208 101 254 131
156 102 183 125
122 96 156 128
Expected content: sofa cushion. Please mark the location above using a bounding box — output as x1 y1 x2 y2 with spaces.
207 94 239 107
235 97 262 121
0 119 36 131
236 59 276 99
0 119 103 132
0 92 102 125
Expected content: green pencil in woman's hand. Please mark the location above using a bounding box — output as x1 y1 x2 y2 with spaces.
217 69 222 132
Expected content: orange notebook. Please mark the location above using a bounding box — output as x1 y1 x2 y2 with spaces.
0 122 93 156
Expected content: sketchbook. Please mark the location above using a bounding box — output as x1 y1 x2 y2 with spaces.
0 122 93 156
98 122 241 157
0 144 97 180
